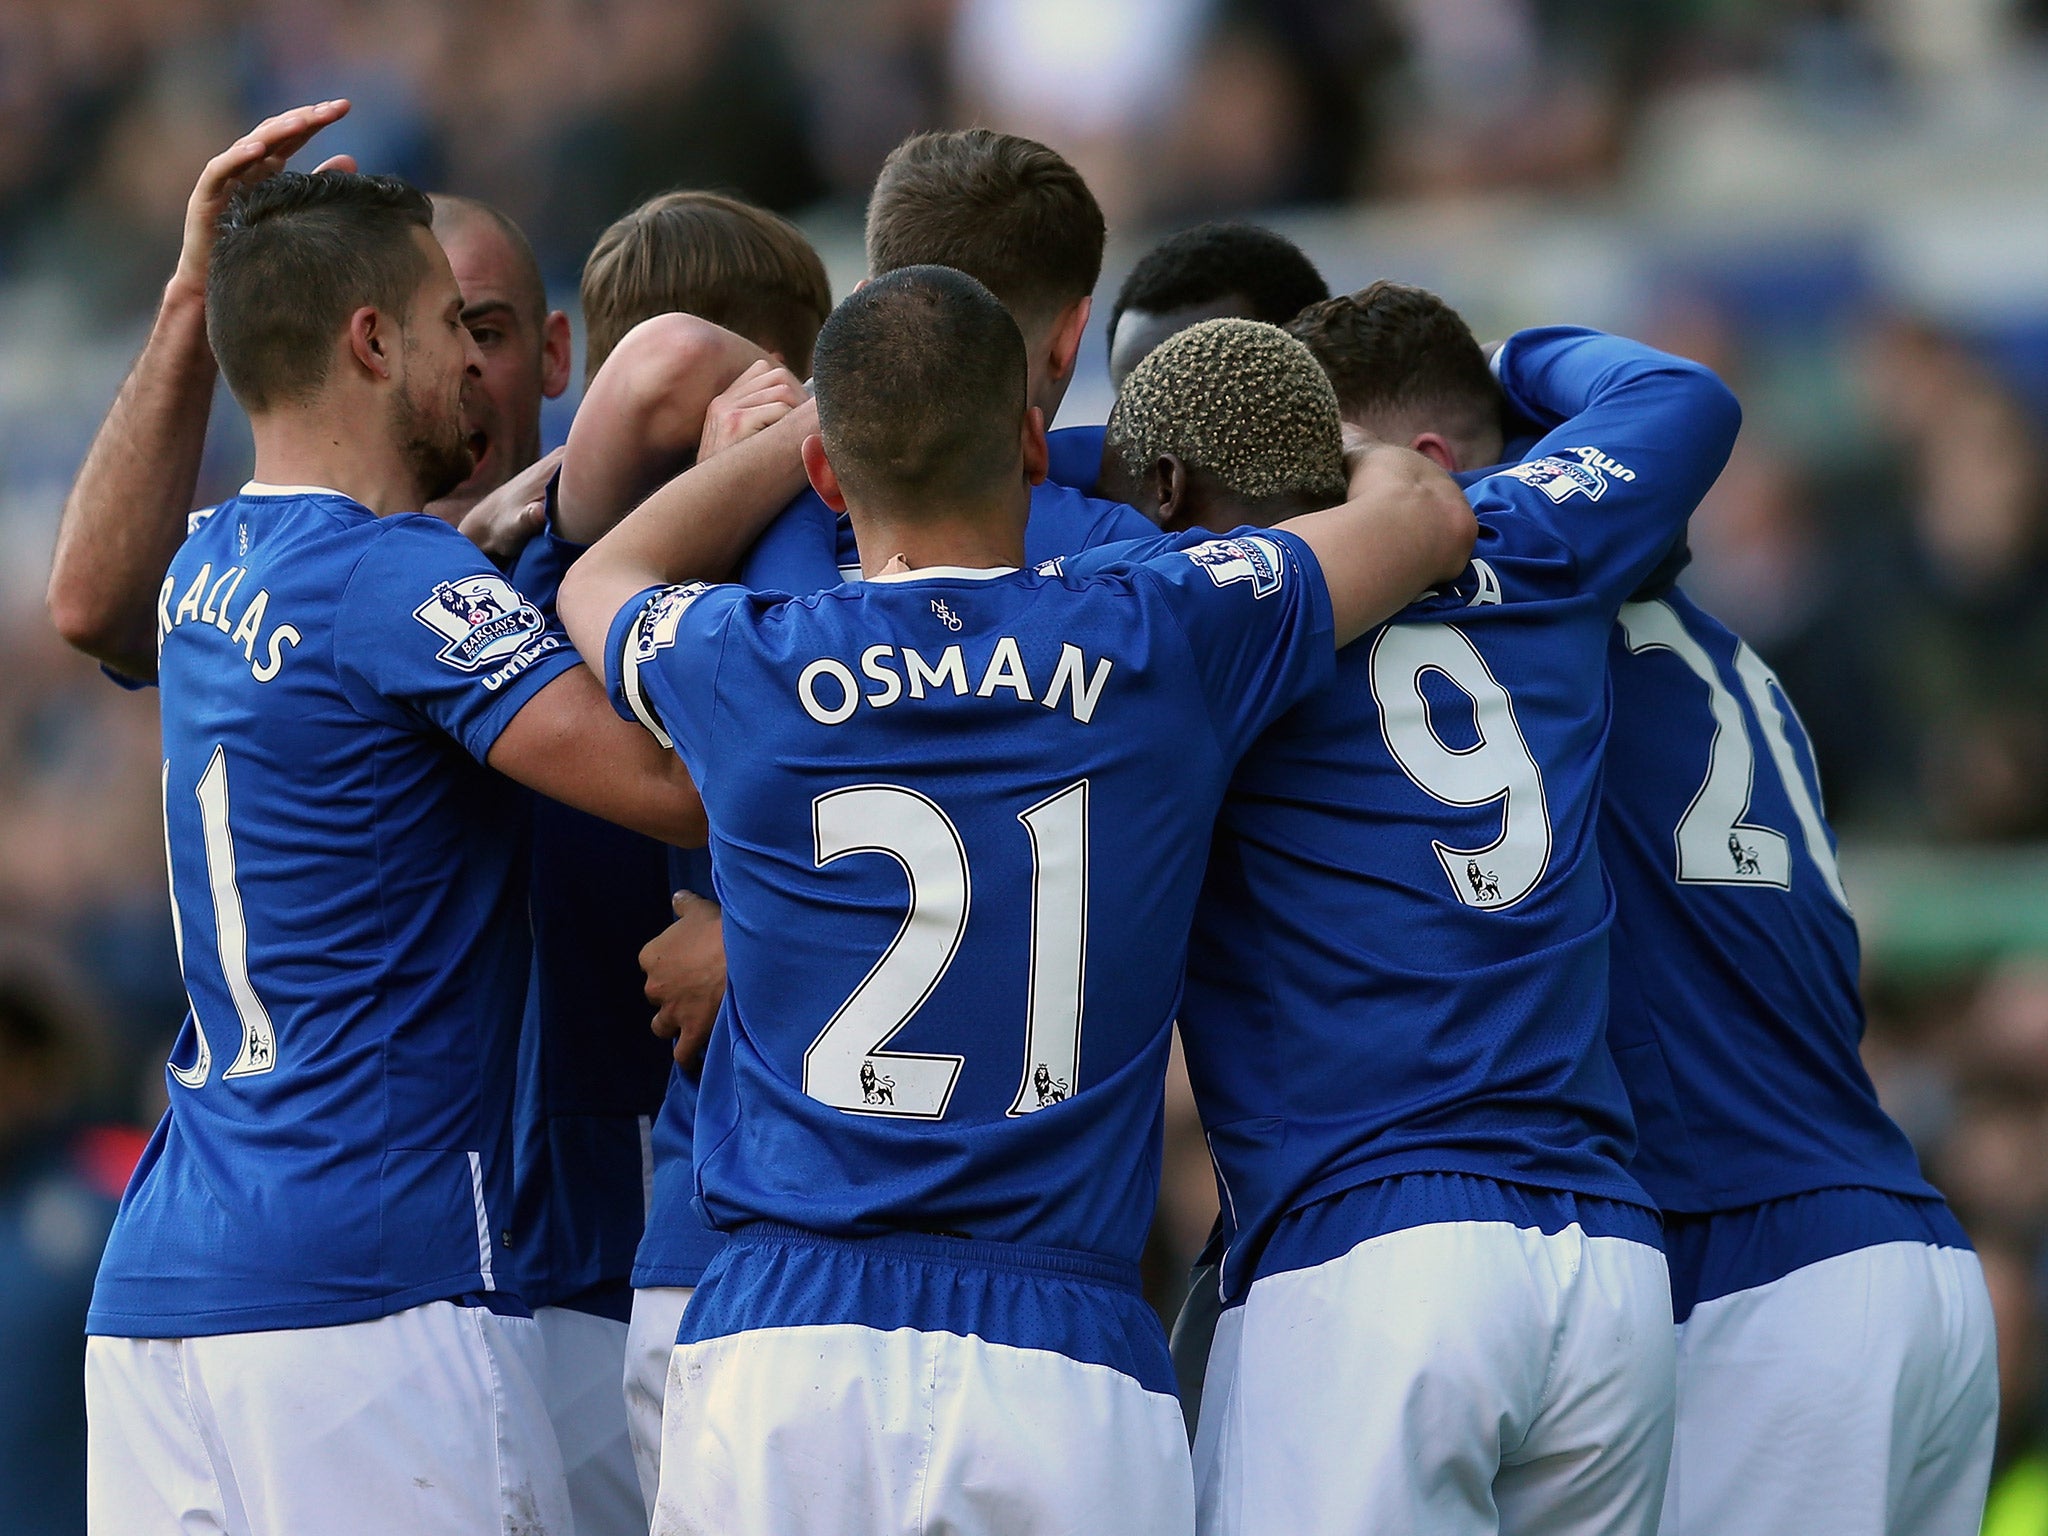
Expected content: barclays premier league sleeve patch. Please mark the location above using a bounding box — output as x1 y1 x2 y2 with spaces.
628 582 713 666
413 573 548 672
1185 535 1285 598
619 583 714 749
1494 448 1635 505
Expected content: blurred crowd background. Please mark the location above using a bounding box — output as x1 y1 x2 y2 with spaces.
10 0 2048 1529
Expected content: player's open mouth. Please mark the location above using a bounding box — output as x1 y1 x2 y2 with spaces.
468 431 489 468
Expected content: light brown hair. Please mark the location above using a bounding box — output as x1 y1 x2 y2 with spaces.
580 191 832 381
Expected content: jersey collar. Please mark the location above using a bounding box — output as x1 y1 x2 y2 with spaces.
864 564 1019 585
239 481 356 500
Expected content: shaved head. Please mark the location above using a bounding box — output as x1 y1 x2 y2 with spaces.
431 194 547 330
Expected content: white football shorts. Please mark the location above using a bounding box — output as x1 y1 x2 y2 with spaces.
624 1283 694 1517
535 1301 643 1536
86 1298 570 1536
1195 1174 1676 1536
651 1228 1192 1536
1663 1238 1996 1536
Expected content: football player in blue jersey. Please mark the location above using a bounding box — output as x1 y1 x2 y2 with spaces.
1310 284 1999 1534
1104 296 1744 1536
1105 220 1330 390
47 106 695 1536
507 187 837 1527
72 169 709 1536
555 268 1472 1536
553 130 1176 1500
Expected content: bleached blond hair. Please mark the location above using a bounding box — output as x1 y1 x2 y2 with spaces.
1107 318 1346 504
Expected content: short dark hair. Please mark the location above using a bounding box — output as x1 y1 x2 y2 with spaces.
865 130 1104 331
1286 281 1499 433
431 193 547 330
1110 222 1329 343
811 266 1027 509
207 171 436 412
581 190 833 381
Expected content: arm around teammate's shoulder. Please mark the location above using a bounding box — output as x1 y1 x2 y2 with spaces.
488 663 707 847
558 400 815 670
1277 443 1476 649
555 314 780 547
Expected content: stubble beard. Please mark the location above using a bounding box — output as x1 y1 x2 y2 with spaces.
395 371 476 509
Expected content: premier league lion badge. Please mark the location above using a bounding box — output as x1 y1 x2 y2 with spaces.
413 574 546 672
1186 535 1285 598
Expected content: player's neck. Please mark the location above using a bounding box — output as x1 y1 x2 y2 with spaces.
248 406 430 517
849 498 1027 580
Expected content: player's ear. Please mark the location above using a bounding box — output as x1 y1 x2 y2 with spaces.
803 433 848 512
1021 406 1049 488
348 305 394 380
1409 432 1461 474
1154 455 1192 531
1045 296 1092 384
540 310 573 400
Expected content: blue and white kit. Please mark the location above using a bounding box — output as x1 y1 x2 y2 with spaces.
506 513 676 1536
1184 330 1742 1536
1602 583 1996 1536
607 525 1332 1534
85 485 581 1536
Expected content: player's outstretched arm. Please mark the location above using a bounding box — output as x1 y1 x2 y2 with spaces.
557 398 817 666
555 314 800 547
1277 442 1476 648
488 664 708 847
47 102 355 681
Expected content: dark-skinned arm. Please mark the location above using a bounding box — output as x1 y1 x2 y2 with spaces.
1279 442 1478 648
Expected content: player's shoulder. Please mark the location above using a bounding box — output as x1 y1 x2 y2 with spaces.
1038 530 1312 630
1026 476 1156 552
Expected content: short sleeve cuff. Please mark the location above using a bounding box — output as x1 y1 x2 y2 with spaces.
455 639 585 764
605 584 673 742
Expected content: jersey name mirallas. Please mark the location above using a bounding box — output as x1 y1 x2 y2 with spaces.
608 530 1330 1264
1179 329 1744 1299
1602 587 1937 1212
634 464 1157 1289
89 486 579 1338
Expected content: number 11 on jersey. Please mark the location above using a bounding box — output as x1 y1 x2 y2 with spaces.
163 746 280 1088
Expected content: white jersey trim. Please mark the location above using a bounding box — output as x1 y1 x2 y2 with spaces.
239 481 354 500
865 565 1019 585
467 1150 497 1291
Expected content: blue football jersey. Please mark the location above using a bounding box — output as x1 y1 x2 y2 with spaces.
1602 586 1938 1212
608 530 1332 1262
1179 328 1743 1298
633 471 1156 1288
89 486 581 1337
505 517 674 1314
1046 423 1108 497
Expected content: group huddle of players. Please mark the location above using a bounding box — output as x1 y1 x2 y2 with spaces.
46 97 2000 1536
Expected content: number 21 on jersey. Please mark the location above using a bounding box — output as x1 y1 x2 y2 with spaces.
805 781 1087 1121
1618 599 1848 908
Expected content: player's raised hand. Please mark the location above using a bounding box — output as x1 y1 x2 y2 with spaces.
172 100 355 300
699 360 811 463
459 446 563 568
640 890 728 1071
